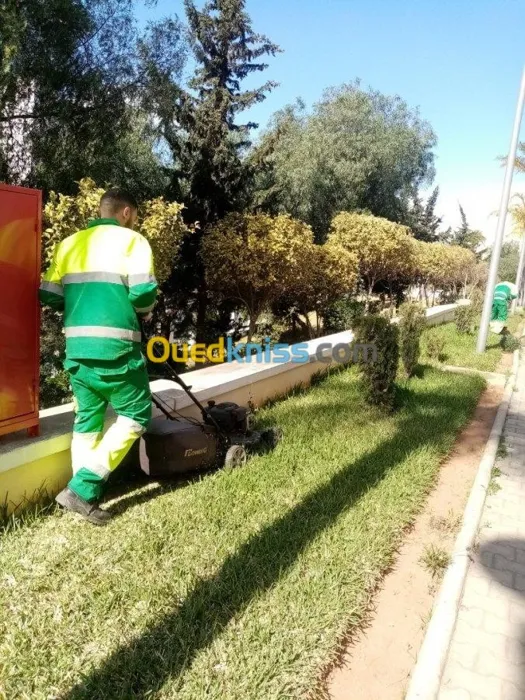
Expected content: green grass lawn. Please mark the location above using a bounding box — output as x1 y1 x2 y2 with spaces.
421 313 522 373
0 366 485 700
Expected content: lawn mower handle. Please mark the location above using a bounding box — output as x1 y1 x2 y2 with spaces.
140 323 225 434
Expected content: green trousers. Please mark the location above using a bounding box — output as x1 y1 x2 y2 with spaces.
491 300 509 322
65 353 152 503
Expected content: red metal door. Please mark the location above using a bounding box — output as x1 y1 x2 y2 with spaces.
0 185 41 437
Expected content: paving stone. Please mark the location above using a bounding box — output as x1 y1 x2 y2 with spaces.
505 636 525 664
493 554 525 577
482 612 519 637
500 681 525 700
438 689 472 700
458 605 484 630
447 640 479 671
482 541 517 561
440 664 501 700
463 575 491 598
476 648 525 688
462 591 509 620
486 567 514 589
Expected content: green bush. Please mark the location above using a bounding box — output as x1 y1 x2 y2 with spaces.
426 332 446 362
501 333 520 353
455 304 476 334
323 297 366 333
470 288 484 314
354 315 399 409
398 302 425 378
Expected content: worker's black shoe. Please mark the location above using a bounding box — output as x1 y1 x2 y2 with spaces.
55 488 112 526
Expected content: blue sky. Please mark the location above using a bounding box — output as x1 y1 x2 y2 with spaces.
138 0 525 239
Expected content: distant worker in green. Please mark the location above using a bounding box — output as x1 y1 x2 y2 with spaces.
489 281 518 334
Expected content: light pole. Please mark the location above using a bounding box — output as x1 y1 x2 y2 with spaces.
477 66 525 353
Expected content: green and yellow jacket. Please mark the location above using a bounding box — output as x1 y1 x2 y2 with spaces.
39 218 157 361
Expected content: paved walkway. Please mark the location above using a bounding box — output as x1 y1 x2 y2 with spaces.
439 354 525 700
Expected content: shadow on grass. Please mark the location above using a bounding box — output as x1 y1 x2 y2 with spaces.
104 464 216 517
64 377 481 699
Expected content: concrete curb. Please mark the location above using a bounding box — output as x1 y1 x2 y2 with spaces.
404 348 520 700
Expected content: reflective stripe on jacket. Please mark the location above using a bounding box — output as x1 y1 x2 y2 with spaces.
493 282 517 304
39 218 158 361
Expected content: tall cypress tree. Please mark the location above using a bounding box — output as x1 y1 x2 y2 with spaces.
162 0 280 342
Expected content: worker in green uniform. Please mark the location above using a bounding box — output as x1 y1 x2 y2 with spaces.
490 281 518 334
39 189 157 525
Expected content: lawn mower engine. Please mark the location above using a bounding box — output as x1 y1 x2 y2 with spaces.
204 401 249 433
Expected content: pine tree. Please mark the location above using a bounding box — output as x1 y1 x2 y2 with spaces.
162 0 280 342
447 204 486 257
407 186 443 242
181 0 280 222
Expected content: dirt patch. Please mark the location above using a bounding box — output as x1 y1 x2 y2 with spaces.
326 383 503 700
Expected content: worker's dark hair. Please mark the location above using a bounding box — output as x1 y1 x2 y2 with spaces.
100 188 138 213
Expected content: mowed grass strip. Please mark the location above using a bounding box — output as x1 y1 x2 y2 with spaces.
422 314 521 373
0 366 485 700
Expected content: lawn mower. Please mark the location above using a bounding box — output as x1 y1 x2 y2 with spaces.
132 341 283 478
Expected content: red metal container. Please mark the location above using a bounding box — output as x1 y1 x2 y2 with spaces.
0 184 42 437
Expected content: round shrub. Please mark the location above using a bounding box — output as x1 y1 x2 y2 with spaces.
501 333 520 353
455 304 476 334
426 332 446 362
470 288 484 314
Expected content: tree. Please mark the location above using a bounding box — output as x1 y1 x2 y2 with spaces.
327 212 414 310
148 0 280 343
277 242 359 338
250 82 436 241
503 142 525 174
406 186 443 242
498 242 520 283
180 0 280 223
354 315 399 410
202 213 311 342
42 179 187 281
414 241 477 304
0 0 186 197
446 204 485 257
247 100 305 215
398 302 425 378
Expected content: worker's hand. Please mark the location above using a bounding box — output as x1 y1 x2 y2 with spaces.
141 312 153 322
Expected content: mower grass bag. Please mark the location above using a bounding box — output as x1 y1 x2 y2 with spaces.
140 418 219 476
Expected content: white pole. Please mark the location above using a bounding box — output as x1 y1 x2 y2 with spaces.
477 66 525 352
513 233 525 313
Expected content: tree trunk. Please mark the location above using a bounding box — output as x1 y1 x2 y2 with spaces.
305 314 314 339
365 281 374 313
295 313 309 335
247 315 257 345
195 284 208 344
